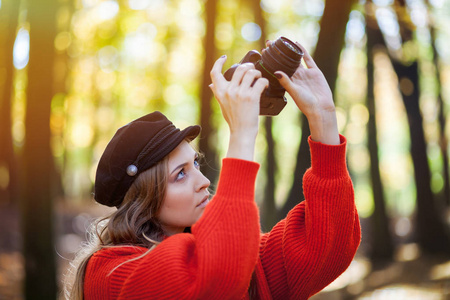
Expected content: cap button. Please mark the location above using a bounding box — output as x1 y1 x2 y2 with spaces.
126 164 138 176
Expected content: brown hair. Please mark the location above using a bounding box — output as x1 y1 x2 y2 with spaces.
64 155 169 300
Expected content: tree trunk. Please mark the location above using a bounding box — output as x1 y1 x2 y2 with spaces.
52 2 75 200
425 1 450 205
365 13 394 263
22 0 58 298
262 116 278 230
384 0 450 254
0 0 20 206
281 0 356 218
392 60 450 254
199 0 219 187
249 0 278 231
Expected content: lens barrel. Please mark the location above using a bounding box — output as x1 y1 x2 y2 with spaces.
256 37 303 101
259 37 303 78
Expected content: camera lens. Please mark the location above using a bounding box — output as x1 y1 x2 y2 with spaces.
282 39 302 56
259 37 303 78
222 36 304 115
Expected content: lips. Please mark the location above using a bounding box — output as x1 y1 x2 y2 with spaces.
197 195 210 208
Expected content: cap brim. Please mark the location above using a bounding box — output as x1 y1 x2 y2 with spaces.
181 125 201 142
157 125 201 164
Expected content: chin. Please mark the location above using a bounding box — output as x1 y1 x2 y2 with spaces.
193 213 204 224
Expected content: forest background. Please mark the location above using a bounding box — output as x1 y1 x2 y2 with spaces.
0 0 449 298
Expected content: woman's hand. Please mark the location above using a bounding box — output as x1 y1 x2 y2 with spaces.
272 42 340 145
209 55 269 160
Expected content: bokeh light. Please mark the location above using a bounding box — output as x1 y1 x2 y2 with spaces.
70 122 94 148
409 2 428 28
292 0 324 17
349 146 370 174
215 22 234 50
373 0 394 6
13 28 30 70
376 7 400 37
429 0 444 8
260 0 282 13
97 45 119 72
355 185 374 218
96 0 119 21
346 11 366 44
54 32 72 52
128 0 151 10
241 22 261 42
96 71 116 91
123 23 159 68
350 104 370 126
394 217 412 237
376 7 402 50
82 0 100 8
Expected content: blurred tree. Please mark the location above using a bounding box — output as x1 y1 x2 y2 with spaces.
365 4 394 263
262 116 278 230
385 0 450 254
280 0 357 219
0 0 20 205
52 1 74 199
199 0 219 187
424 0 450 206
22 0 58 298
393 59 450 253
249 0 278 231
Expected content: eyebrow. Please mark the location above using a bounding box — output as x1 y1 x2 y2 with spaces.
170 162 188 176
170 152 199 175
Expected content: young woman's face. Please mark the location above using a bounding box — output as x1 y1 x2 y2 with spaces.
158 140 211 236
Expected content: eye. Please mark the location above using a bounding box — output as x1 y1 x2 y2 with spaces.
176 169 186 181
194 157 200 169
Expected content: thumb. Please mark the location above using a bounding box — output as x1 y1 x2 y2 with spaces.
274 71 293 93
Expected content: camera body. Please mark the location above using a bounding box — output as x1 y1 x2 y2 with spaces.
223 37 303 116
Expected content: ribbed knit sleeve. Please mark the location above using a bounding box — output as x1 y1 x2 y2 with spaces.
84 158 261 300
258 135 361 300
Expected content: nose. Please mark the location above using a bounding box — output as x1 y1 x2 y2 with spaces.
195 169 210 192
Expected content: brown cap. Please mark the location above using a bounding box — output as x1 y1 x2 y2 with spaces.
94 111 201 207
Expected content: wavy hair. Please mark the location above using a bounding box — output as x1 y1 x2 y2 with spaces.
64 155 169 299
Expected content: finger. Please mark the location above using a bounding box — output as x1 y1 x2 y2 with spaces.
252 77 269 95
262 40 273 54
295 42 317 69
210 55 228 90
240 69 261 89
274 71 295 95
229 63 255 87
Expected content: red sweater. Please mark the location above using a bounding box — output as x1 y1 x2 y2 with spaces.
84 135 361 299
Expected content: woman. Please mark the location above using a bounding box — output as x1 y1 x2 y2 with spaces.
65 42 360 300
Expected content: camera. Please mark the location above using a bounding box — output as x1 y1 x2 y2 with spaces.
224 37 303 116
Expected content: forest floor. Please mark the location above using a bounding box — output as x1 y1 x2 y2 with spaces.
0 203 449 299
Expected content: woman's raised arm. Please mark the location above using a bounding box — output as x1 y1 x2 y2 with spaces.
274 42 340 146
209 55 268 161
